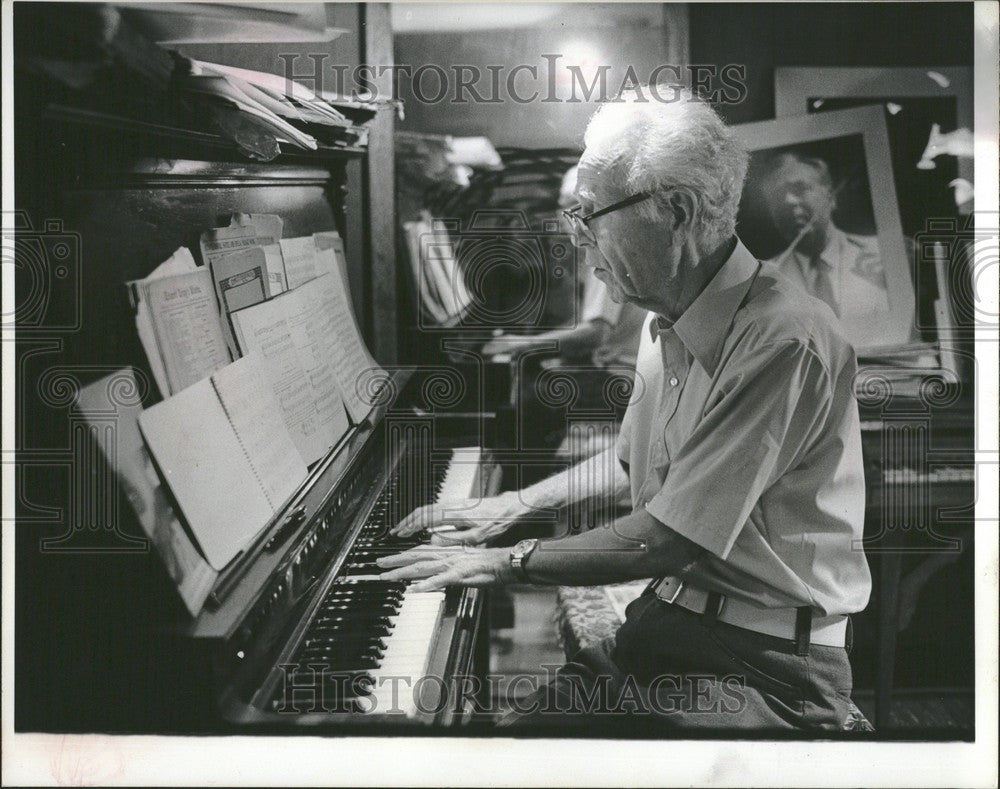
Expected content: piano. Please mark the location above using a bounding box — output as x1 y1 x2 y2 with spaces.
11 37 518 733
168 371 504 730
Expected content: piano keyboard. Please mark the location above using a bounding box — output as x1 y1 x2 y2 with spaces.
882 466 974 484
271 447 482 718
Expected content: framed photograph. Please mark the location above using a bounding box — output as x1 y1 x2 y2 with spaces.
775 67 974 233
732 105 916 352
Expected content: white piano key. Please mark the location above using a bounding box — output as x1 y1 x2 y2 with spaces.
437 447 481 502
367 590 446 718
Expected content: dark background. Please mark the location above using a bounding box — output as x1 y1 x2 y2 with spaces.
689 3 974 124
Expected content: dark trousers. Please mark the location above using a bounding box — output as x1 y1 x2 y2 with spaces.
499 593 854 733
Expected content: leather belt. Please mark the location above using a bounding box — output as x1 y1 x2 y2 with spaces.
652 577 848 649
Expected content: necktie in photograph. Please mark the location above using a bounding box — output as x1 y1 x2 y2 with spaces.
811 258 839 317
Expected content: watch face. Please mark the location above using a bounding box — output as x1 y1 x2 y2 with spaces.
514 539 536 557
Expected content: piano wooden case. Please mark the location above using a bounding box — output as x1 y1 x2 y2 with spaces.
13 68 501 733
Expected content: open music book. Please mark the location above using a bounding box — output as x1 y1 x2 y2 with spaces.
139 354 308 571
76 369 219 616
127 220 384 609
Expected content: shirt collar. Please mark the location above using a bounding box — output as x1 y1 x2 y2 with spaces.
794 225 845 270
650 239 760 375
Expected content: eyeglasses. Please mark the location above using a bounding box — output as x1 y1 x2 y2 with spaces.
561 191 656 244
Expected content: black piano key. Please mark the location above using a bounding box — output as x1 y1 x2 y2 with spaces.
320 594 403 607
297 652 383 670
315 613 396 628
307 619 394 635
302 636 388 653
316 604 396 616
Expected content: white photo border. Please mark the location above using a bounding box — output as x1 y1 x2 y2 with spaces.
774 66 974 192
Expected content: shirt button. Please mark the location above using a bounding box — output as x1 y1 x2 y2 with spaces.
669 376 679 387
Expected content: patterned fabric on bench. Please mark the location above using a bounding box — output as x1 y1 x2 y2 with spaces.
554 584 874 732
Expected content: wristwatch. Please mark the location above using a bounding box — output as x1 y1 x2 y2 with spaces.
509 538 539 583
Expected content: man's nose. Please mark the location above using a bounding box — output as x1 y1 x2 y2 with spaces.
580 246 603 270
569 227 594 249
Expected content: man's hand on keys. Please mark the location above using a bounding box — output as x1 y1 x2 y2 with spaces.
377 545 515 592
390 490 528 545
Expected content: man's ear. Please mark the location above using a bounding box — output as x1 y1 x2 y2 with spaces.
665 188 698 233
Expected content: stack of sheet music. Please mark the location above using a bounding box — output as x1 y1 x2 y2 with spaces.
177 58 381 158
402 211 474 326
396 131 502 190
100 214 384 615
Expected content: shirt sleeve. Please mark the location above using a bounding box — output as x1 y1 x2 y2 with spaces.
645 339 831 559
615 398 633 467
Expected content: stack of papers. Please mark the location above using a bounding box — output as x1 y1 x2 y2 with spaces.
122 213 386 615
396 131 502 190
179 58 380 157
127 249 230 398
402 211 473 326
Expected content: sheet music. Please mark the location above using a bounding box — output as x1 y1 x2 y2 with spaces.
231 290 349 466
231 212 283 246
209 245 272 354
307 272 384 422
138 355 307 570
76 370 218 616
262 243 287 294
199 222 259 270
279 236 322 290
212 246 271 314
144 268 230 395
313 231 351 294
212 355 308 510
129 246 199 397
287 284 354 446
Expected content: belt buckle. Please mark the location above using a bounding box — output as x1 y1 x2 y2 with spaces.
657 577 685 604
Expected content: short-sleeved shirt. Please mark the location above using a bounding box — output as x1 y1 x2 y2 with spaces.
616 239 871 616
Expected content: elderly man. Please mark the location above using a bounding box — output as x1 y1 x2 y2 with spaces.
379 90 871 732
761 151 890 349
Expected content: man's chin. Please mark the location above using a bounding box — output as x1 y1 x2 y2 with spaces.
593 268 625 303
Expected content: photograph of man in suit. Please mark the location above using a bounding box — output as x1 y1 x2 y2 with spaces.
761 151 891 348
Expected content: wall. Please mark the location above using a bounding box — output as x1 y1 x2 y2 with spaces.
689 2 974 125
394 3 688 149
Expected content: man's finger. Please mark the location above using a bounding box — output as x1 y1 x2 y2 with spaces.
378 559 447 582
411 568 465 592
391 505 437 536
375 546 457 568
429 530 481 546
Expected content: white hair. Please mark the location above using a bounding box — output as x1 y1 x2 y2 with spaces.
582 87 749 250
558 165 579 208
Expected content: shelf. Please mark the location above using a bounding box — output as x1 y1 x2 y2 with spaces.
43 103 367 165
